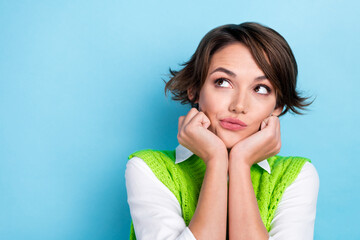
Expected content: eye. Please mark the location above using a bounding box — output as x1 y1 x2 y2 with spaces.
254 84 271 95
214 78 231 88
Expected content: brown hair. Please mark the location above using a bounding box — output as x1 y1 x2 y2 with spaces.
164 22 312 116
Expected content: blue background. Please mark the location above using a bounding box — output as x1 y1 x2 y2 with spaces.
1 0 359 239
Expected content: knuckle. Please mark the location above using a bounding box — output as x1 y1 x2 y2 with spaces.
189 108 197 114
177 131 184 139
183 125 195 136
199 112 208 120
265 131 273 140
183 125 190 135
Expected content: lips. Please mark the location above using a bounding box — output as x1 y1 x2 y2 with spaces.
219 118 247 131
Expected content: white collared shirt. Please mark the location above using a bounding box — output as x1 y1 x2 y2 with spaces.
125 145 319 240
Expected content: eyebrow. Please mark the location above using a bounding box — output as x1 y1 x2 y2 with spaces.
210 67 236 77
210 67 268 81
254 75 268 81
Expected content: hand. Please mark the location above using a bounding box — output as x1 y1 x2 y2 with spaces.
178 108 228 165
229 115 281 168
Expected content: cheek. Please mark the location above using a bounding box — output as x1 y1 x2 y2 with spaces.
198 91 216 113
198 97 222 131
199 97 225 122
248 101 276 125
255 111 270 121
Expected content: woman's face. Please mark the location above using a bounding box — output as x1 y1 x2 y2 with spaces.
193 43 282 149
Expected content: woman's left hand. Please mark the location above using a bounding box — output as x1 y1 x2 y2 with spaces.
229 115 281 168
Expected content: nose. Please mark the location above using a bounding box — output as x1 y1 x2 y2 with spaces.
229 92 248 114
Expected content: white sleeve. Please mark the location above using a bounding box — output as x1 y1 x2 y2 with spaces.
125 156 197 240
268 162 320 240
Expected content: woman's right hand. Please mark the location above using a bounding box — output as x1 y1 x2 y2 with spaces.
177 108 228 165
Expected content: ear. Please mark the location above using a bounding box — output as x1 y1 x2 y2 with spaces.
272 105 283 117
187 88 197 102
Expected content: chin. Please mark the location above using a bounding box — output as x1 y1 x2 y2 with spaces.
212 126 256 150
217 130 253 150
220 136 242 150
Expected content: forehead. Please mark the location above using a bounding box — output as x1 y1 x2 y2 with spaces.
208 43 265 77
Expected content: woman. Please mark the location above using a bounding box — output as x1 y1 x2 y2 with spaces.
125 22 319 240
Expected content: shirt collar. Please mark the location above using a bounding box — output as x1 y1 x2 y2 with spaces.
175 144 271 174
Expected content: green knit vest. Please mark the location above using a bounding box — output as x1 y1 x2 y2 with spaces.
128 149 310 240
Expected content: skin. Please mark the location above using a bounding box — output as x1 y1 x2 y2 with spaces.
177 43 283 239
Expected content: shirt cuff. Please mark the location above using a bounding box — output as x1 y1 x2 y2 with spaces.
176 227 197 240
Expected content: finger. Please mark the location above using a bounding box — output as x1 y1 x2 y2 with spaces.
266 116 279 128
188 111 211 129
182 108 199 127
275 117 280 135
260 119 267 130
267 116 281 138
178 116 185 131
260 117 270 130
276 117 281 139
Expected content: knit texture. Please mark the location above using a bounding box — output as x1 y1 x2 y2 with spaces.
127 149 310 240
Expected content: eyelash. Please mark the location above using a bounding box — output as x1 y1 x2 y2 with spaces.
254 84 272 95
214 78 272 95
214 78 231 87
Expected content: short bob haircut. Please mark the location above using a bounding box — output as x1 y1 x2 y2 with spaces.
165 22 312 116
